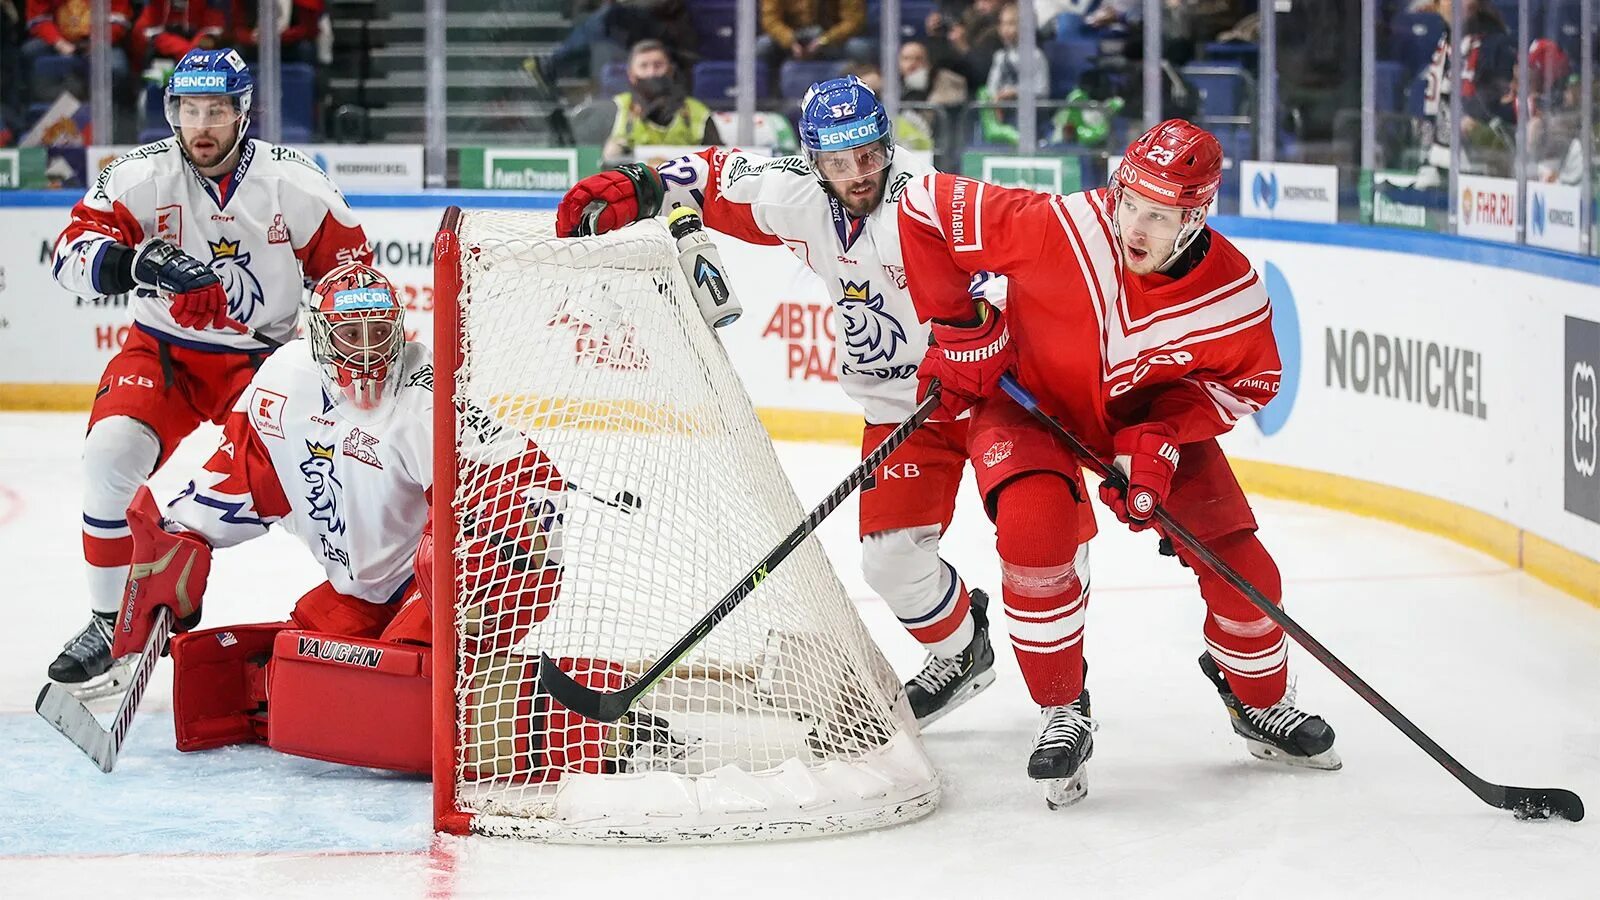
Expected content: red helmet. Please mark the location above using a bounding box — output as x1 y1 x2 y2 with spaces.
1112 118 1223 210
307 261 405 411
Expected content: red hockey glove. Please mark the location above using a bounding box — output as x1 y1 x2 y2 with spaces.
1099 423 1180 531
133 238 231 330
167 281 230 330
111 485 212 659
917 300 1015 419
556 162 665 237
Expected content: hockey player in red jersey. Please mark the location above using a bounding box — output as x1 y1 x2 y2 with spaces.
46 47 372 700
898 118 1339 808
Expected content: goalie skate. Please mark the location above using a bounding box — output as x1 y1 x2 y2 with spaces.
1029 700 1095 810
1199 652 1341 771
47 613 134 702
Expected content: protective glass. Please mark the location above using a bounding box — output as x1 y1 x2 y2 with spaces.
164 95 243 129
810 140 893 182
1112 188 1191 243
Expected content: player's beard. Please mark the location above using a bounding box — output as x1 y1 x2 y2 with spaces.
1121 234 1176 275
828 169 889 217
181 125 242 174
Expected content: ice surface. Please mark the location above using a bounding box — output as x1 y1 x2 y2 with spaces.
1 412 1595 897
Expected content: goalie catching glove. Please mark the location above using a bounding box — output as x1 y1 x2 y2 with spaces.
555 163 665 237
110 485 211 659
917 299 1016 419
1099 423 1180 531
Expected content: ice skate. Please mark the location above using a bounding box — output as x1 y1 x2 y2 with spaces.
47 612 133 702
1199 652 1341 770
1029 702 1095 809
904 589 996 727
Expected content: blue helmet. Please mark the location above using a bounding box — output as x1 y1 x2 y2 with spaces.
798 76 894 178
164 48 255 138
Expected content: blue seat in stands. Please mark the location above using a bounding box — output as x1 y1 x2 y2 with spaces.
694 0 738 60
1043 37 1099 97
278 63 316 143
693 61 770 101
1180 64 1250 120
780 60 843 99
31 54 85 98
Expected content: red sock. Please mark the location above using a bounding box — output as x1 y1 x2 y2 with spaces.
1187 531 1288 708
993 473 1089 707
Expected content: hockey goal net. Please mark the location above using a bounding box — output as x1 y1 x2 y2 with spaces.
430 208 939 842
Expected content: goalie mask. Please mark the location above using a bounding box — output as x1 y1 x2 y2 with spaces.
307 263 405 411
1107 118 1222 272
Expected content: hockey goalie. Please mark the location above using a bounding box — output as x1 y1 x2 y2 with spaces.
109 261 651 776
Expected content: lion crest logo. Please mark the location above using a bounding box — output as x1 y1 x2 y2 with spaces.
208 238 265 324
838 280 907 367
300 441 346 534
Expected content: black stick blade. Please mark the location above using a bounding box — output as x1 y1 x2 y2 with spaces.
1503 787 1584 822
536 653 634 723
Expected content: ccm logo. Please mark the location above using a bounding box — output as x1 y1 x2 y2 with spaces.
1109 350 1193 397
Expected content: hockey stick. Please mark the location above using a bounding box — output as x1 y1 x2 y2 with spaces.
34 606 173 773
221 317 284 350
537 384 943 723
998 373 1584 822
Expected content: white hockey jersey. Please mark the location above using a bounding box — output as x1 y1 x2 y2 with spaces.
655 148 1000 424
52 138 371 352
162 340 436 604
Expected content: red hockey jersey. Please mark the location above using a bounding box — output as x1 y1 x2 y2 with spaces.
899 174 1281 454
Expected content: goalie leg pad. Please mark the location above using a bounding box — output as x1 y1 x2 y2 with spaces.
170 623 286 751
267 629 432 773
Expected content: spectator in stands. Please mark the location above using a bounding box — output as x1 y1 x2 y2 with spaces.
229 0 324 67
922 1 984 87
1415 0 1516 186
21 0 133 102
975 3 1049 148
525 0 696 99
899 40 967 105
985 3 1047 101
757 0 872 74
601 39 719 164
132 0 227 72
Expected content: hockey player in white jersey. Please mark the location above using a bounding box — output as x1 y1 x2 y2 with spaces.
46 47 371 699
558 76 1041 726
110 261 670 774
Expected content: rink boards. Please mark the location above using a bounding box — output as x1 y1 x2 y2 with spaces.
0 191 1595 606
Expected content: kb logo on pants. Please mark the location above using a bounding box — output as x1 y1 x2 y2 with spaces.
1565 317 1600 523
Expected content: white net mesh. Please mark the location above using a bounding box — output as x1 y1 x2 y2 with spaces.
444 211 938 842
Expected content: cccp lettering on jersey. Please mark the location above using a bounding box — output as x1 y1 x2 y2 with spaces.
1109 350 1195 397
